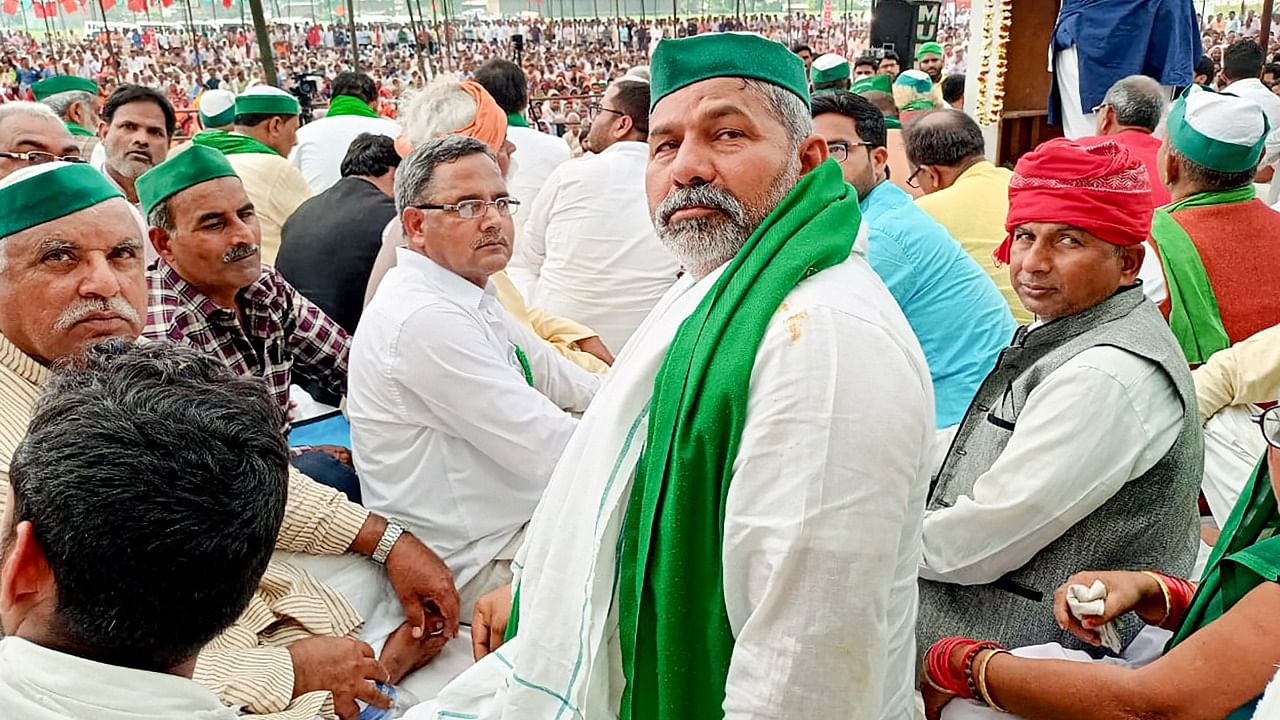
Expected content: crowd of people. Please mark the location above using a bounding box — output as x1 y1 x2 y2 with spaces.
1 3 1280 720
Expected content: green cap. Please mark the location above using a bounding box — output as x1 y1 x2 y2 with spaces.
136 145 240 216
852 74 893 95
234 85 300 118
810 53 850 86
0 162 123 238
1168 85 1269 173
198 89 238 128
915 41 943 61
32 75 99 101
895 69 934 94
650 33 810 111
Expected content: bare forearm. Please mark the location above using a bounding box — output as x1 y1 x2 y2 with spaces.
981 654 1158 720
348 513 387 556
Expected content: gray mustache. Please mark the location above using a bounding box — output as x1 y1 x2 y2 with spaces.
223 244 260 263
655 184 748 227
54 296 140 332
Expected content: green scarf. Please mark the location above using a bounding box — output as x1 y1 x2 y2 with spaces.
1169 456 1280 650
506 111 530 128
615 159 860 720
191 129 280 157
65 121 95 137
326 94 381 119
884 116 903 129
1150 186 1253 364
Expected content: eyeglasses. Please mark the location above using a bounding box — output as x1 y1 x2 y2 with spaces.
0 150 87 165
587 103 624 120
1253 406 1280 449
906 166 926 189
411 198 521 219
828 141 876 164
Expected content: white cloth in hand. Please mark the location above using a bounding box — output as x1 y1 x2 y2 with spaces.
1065 580 1123 653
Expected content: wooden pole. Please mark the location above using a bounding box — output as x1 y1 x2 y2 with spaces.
96 0 121 82
1263 0 1275 56
247 0 276 84
345 0 357 69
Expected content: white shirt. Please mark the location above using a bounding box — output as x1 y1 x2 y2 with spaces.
349 249 600 588
290 111 402 193
0 637 237 720
522 141 680 353
920 345 1182 585
501 123 570 293
428 252 934 720
1222 78 1280 132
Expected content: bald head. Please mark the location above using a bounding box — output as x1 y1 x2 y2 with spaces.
1099 75 1167 134
903 108 985 169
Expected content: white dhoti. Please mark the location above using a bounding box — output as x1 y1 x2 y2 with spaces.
1202 405 1268 528
1053 45 1174 140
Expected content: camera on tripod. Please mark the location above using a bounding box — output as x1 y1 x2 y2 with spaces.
290 73 323 124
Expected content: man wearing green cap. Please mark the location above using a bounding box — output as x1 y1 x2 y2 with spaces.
0 159 459 719
1151 86 1280 364
31 75 100 160
429 32 933 720
192 85 314 264
915 41 944 83
810 53 851 94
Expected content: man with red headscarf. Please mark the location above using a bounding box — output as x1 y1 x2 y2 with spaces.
917 138 1203 656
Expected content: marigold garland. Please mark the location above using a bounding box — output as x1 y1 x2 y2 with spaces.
973 0 1012 126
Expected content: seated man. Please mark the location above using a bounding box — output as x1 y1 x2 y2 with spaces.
1075 75 1173 207
137 146 359 502
811 91 1016 431
0 161 458 719
918 138 1202 655
350 135 600 616
30 74 99 159
0 340 289 719
1151 87 1280 364
906 109 1030 324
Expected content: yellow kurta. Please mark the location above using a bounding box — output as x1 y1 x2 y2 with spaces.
914 160 1033 324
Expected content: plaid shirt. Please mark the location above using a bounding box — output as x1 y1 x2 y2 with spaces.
145 259 350 422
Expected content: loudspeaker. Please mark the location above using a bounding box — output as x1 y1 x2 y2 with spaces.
870 0 942 63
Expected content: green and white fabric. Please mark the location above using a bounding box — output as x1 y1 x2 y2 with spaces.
916 40 943 61
0 162 122 237
234 85 300 118
197 89 237 128
811 53 850 86
1168 85 1269 173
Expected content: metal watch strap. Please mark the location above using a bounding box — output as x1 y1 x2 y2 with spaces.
371 518 407 566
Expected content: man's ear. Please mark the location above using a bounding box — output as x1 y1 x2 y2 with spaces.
797 134 829 174
0 521 55 626
149 225 175 262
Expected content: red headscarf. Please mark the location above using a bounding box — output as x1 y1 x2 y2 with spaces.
995 138 1154 265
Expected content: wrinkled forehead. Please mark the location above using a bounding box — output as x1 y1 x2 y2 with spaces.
4 199 144 259
649 77 776 134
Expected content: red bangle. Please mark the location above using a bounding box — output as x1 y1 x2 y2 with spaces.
924 637 1003 699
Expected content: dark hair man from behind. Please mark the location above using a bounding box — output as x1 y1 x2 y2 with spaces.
1223 39 1265 82
331 71 378 103
473 59 529 115
942 75 965 109
340 131 402 181
0 340 288 715
1194 55 1217 87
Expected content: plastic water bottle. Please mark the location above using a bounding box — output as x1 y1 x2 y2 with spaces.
358 682 420 720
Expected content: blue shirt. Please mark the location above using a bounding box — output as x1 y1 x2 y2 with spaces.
860 181 1017 428
1050 0 1202 121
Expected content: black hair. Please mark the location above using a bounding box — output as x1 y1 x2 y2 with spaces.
854 56 878 71
610 79 651 138
791 43 812 55
235 112 292 127
810 90 886 148
102 84 176 137
340 132 401 178
331 72 377 103
473 58 528 114
7 340 288 673
1223 39 1265 81
941 74 965 104
880 50 900 64
1195 54 1217 81
902 108 985 167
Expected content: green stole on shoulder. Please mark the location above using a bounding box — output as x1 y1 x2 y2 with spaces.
506 111 530 128
1150 186 1253 364
325 94 382 119
613 159 861 720
1170 456 1280 649
191 129 281 157
65 121 95 137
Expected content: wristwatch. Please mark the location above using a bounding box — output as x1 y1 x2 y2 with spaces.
371 518 407 566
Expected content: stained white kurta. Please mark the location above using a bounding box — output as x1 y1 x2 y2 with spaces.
521 141 680 353
419 244 935 720
348 249 599 589
0 637 238 720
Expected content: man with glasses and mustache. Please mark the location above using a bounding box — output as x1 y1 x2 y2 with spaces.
427 32 934 720
811 90 1015 434
349 134 600 620
0 159 463 719
0 102 87 178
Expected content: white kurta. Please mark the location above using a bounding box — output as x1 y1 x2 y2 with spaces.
420 247 934 720
503 124 570 295
290 112 402 194
348 249 599 589
921 345 1182 585
521 141 680 353
0 637 238 719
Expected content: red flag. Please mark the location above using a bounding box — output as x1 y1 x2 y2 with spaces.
160 0 172 7
61 0 77 13
221 0 231 8
32 1 44 17
100 0 115 9
2 0 17 15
